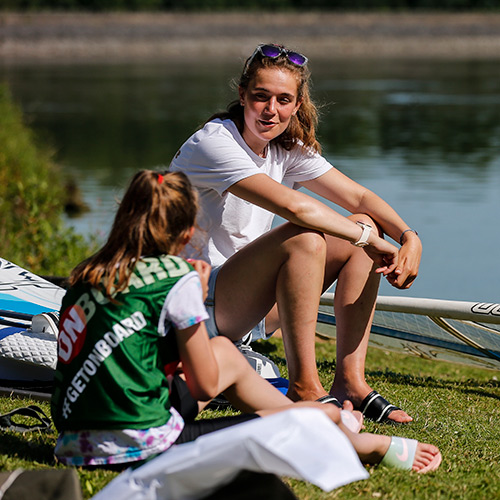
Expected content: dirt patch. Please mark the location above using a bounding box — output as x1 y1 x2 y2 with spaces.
1 11 500 63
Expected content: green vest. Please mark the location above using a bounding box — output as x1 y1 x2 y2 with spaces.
51 255 193 431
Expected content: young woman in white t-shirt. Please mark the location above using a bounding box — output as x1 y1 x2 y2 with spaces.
170 44 422 424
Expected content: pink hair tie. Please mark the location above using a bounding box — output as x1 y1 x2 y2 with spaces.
158 174 164 184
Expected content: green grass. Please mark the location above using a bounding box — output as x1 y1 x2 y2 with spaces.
0 337 498 499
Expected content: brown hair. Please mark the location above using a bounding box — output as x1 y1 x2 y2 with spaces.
207 44 321 154
69 170 198 299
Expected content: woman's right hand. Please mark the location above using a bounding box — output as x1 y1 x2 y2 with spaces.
187 259 212 300
362 235 399 277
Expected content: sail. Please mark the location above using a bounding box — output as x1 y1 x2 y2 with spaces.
318 293 500 370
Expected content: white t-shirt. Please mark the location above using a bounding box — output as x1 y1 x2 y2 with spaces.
170 119 332 267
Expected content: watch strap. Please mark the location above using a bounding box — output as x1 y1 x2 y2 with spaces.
352 221 372 247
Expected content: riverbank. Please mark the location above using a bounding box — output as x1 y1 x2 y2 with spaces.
0 85 92 276
1 11 500 63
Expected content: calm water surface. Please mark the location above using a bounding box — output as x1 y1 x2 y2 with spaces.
1 58 499 302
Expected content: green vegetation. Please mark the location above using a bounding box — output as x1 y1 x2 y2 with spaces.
1 0 499 11
0 84 93 276
1 337 498 499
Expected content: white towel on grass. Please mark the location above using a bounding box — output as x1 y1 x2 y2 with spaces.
91 407 369 500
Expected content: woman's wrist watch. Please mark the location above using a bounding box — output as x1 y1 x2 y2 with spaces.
351 221 372 247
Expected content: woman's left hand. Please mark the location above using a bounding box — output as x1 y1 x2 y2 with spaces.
385 235 422 289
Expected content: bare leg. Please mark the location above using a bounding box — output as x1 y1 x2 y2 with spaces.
210 340 439 472
214 223 327 401
209 336 293 412
209 336 342 422
323 215 412 423
338 423 441 472
213 218 411 422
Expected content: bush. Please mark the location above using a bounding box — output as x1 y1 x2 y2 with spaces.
0 84 93 276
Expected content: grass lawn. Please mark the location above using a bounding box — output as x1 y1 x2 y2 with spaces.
0 336 498 499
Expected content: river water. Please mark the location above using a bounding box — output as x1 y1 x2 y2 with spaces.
1 58 499 302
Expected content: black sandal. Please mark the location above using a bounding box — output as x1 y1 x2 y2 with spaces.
316 395 342 408
357 391 402 423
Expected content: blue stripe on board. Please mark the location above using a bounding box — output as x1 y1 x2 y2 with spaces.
0 294 55 315
317 312 500 361
0 326 26 341
8 288 62 311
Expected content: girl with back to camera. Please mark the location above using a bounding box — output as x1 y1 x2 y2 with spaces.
51 170 440 473
170 43 423 424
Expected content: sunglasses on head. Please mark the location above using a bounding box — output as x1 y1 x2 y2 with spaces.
247 44 308 69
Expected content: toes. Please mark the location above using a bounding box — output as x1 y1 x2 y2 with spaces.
387 409 413 423
412 443 442 473
342 399 354 411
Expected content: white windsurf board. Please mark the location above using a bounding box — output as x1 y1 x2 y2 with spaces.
0 258 63 382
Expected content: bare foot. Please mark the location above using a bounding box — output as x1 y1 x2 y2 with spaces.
346 433 442 473
412 442 442 473
340 400 364 433
286 383 328 403
379 437 442 473
385 408 413 424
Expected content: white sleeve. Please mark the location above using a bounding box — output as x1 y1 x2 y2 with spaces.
161 272 209 333
282 146 333 184
170 120 263 196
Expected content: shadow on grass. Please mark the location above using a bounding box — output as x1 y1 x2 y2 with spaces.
0 430 56 466
254 339 499 402
366 369 500 401
252 341 280 356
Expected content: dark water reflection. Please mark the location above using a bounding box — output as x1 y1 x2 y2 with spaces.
1 58 498 301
